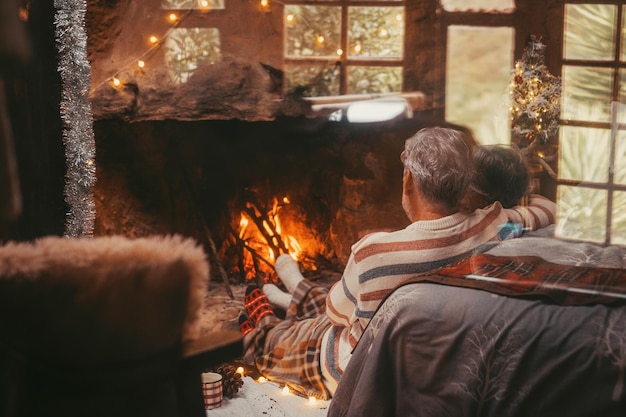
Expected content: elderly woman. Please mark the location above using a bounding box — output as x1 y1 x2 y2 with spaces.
239 127 556 400
461 144 532 212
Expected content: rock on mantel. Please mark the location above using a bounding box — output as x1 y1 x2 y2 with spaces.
88 55 302 122
85 0 304 122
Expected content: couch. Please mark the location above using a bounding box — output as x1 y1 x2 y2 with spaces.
0 234 242 417
329 231 626 417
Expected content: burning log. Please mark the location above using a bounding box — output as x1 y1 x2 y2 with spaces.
229 189 303 283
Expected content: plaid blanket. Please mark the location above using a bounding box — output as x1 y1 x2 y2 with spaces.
404 253 626 306
243 280 332 400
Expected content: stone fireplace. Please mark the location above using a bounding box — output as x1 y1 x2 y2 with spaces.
82 0 456 284
92 116 443 283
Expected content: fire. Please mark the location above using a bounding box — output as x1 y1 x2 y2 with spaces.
237 195 303 281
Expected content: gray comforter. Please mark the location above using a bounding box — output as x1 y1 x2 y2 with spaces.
329 235 626 417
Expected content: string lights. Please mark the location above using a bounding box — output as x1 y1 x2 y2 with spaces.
92 0 277 94
249 373 323 405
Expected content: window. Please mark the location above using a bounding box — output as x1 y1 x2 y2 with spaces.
442 0 515 145
283 1 405 96
558 2 626 245
161 0 224 84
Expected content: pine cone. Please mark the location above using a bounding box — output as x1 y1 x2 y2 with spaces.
215 364 244 398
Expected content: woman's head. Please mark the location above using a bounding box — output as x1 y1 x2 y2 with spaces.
463 145 531 211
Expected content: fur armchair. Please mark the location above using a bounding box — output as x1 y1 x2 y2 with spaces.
0 234 241 417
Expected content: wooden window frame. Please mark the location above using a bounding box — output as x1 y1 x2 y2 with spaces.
282 0 406 95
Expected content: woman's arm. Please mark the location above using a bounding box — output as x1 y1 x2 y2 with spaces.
504 194 557 232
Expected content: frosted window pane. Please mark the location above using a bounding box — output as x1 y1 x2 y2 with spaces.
162 0 224 9
562 66 612 123
164 28 221 84
347 66 402 94
623 6 626 62
558 126 610 183
446 26 513 146
564 4 615 61
348 7 404 58
440 0 513 11
612 191 626 245
616 130 626 185
285 64 340 97
556 186 607 244
285 6 341 57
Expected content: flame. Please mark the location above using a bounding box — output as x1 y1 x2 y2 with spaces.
237 195 304 280
239 216 249 238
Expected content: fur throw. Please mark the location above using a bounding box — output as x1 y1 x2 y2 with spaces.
0 234 209 366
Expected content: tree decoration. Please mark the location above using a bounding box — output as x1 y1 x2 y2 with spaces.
54 0 96 237
510 36 561 147
509 36 561 178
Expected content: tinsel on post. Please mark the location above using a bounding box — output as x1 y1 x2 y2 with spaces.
54 0 96 237
510 36 561 178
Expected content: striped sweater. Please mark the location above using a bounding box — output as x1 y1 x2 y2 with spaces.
320 194 556 394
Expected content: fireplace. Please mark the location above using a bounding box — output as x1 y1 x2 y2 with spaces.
93 116 438 284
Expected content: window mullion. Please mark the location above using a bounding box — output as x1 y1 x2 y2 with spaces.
606 6 624 245
340 2 348 95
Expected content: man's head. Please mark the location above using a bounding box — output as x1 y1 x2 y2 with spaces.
461 145 530 212
401 127 473 219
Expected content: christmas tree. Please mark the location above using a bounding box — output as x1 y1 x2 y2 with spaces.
510 36 562 150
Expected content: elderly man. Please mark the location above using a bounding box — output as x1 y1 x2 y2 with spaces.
239 127 556 400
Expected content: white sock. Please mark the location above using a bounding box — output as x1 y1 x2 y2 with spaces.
274 254 304 294
263 284 291 310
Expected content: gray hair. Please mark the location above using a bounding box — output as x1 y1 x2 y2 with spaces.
402 127 473 210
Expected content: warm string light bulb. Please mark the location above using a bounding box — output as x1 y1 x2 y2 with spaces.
104 4 277 95
236 366 245 375
282 386 290 394
258 376 266 383
308 396 317 405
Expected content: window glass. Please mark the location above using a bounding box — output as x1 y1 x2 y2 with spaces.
285 6 341 57
347 66 402 94
562 65 613 122
284 3 403 96
556 185 607 243
446 26 514 145
612 191 626 245
564 4 615 61
558 126 610 183
441 0 514 11
162 0 224 9
164 28 221 84
284 64 340 96
615 130 626 185
619 72 626 117
348 7 404 58
622 5 626 62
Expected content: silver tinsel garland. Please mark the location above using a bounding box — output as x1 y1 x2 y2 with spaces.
54 0 96 237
